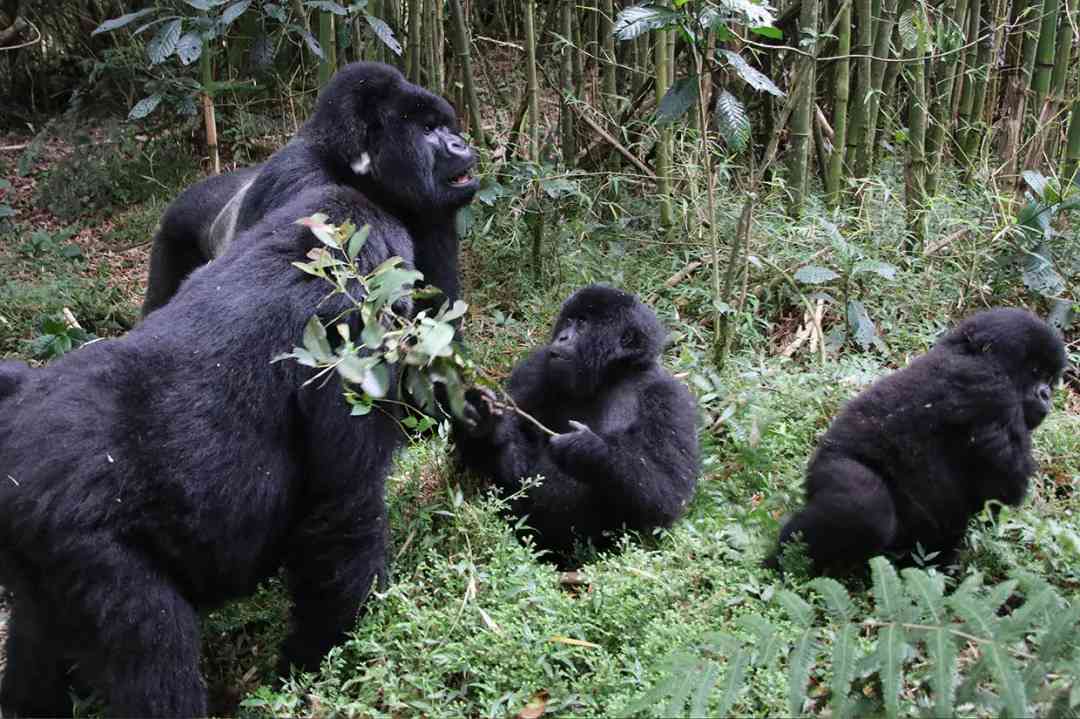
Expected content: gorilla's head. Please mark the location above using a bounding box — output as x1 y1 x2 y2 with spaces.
946 307 1068 429
545 285 666 396
302 62 479 218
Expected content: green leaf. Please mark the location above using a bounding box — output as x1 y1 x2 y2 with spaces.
414 321 455 361
176 32 203 65
1023 169 1049 199
713 90 750 151
897 8 918 50
902 567 945 621
440 300 468 324
297 214 340 247
360 361 391 398
301 29 324 58
876 623 907 719
923 625 957 716
808 577 854 621
688 663 722 718
347 225 370 260
221 0 252 27
186 0 231 9
336 354 377 384
737 615 782 667
657 77 699 126
148 18 182 64
829 623 858 717
128 94 163 121
719 49 785 97
999 587 1058 643
365 14 403 55
92 8 156 35
715 649 749 715
718 0 777 26
1021 246 1066 297
612 5 679 40
749 24 783 38
787 628 818 716
776 589 815 627
302 316 333 361
305 0 348 13
361 319 385 348
852 259 898 280
870 556 905 620
794 265 840 284
847 300 885 352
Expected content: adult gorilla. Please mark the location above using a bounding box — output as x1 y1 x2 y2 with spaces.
0 149 474 714
770 308 1067 575
454 286 700 562
142 61 476 315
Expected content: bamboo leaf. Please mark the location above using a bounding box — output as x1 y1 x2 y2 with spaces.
92 8 156 35
365 14 403 55
713 90 750 150
657 77 699 125
148 18 183 64
612 5 679 40
788 628 818 716
776 589 815 627
793 265 840 284
719 49 785 96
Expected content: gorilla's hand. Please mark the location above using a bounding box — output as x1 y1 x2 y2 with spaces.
461 387 500 438
550 420 611 478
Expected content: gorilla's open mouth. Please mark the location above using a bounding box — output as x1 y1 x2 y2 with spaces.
450 172 474 187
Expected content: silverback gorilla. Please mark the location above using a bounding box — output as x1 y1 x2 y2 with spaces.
142 61 475 315
0 74 477 719
770 308 1067 575
454 286 700 562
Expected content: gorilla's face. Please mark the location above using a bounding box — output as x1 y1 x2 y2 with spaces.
1022 367 1060 429
305 62 479 218
545 286 666 397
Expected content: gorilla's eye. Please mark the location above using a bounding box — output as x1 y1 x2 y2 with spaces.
424 122 438 133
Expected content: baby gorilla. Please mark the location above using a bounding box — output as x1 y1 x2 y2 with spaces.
771 307 1067 575
455 286 700 562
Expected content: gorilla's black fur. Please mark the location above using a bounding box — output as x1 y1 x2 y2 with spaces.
0 108 474 714
143 61 476 315
455 286 700 562
770 307 1068 575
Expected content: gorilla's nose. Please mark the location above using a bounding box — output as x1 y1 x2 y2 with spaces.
446 134 472 159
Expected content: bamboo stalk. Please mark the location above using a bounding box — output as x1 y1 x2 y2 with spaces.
524 0 539 161
317 11 335 88
788 0 819 217
448 0 483 146
1030 0 1059 106
560 0 576 165
600 0 616 113
904 0 929 252
654 19 673 227
845 0 872 177
855 0 900 175
926 0 970 195
200 36 220 175
827 0 852 206
1062 99 1080 181
406 0 422 83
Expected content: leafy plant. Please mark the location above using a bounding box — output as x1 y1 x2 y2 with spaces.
635 559 1080 717
26 311 96 361
273 215 470 425
1014 170 1079 331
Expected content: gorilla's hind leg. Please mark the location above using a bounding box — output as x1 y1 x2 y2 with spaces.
0 599 73 717
779 460 898 574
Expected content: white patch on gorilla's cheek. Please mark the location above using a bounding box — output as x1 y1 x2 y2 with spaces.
350 152 372 175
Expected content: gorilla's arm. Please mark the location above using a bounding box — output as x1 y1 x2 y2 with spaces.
551 377 700 528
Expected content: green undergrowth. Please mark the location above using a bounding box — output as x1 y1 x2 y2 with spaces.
2 138 1077 716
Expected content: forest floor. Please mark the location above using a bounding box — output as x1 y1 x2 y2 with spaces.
1 123 1078 716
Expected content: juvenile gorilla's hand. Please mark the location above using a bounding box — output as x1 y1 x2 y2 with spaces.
461 388 500 438
550 420 610 478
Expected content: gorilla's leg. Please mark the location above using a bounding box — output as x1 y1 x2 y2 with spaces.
780 460 898 572
96 564 205 717
0 600 72 717
142 226 210 316
279 498 388 675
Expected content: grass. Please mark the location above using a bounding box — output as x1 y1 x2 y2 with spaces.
1 132 1077 717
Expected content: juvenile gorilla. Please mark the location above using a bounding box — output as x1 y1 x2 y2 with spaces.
455 286 700 561
771 308 1067 575
142 61 476 315
0 166 471 713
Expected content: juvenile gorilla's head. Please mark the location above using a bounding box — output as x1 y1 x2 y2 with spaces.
546 285 666 396
946 307 1068 429
303 62 478 217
